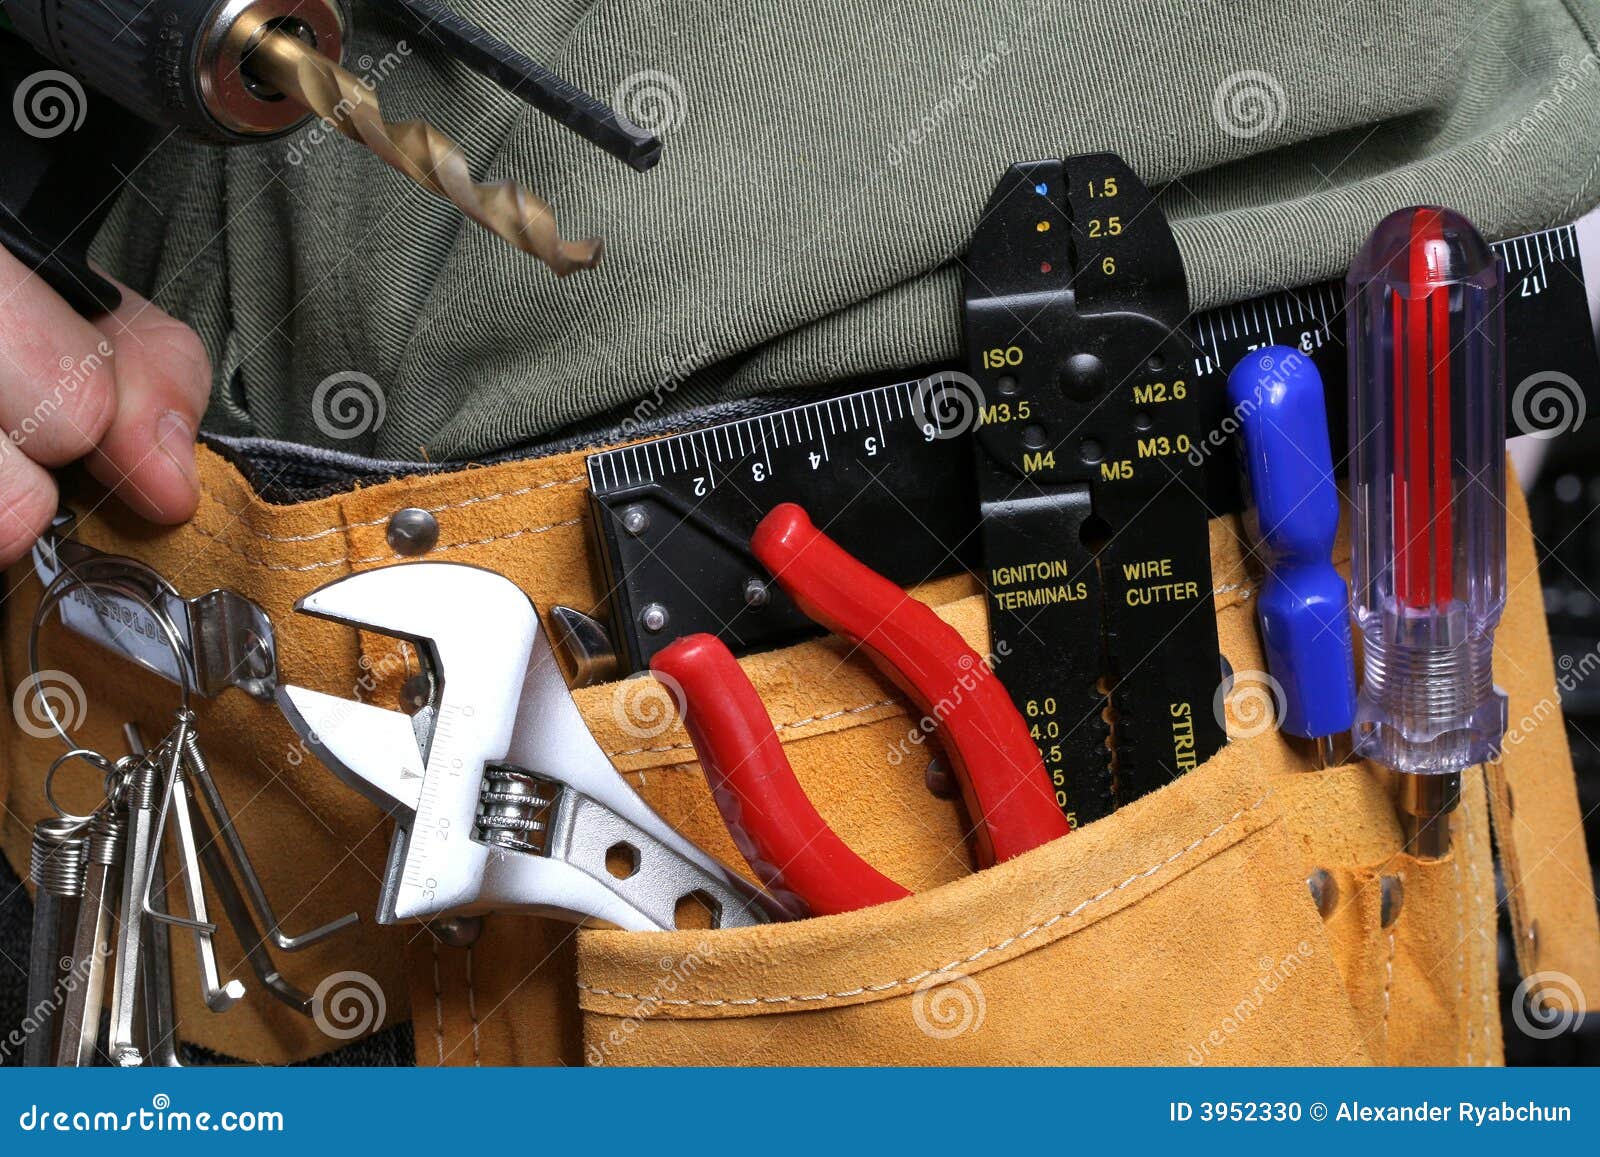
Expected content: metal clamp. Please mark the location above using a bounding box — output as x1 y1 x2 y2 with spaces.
32 511 277 702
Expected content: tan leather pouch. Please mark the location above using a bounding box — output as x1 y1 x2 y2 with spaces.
2 444 1594 1066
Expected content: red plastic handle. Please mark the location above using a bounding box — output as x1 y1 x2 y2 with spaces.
651 633 909 918
752 503 1071 865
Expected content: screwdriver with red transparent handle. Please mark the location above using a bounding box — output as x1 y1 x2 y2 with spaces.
1346 206 1508 857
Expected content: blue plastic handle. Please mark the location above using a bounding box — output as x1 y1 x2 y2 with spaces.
1227 346 1357 740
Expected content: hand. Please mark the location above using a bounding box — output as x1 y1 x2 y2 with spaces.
0 244 212 567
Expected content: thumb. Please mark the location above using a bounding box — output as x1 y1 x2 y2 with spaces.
85 279 213 523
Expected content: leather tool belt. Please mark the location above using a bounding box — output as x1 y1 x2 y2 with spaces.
3 430 1596 1066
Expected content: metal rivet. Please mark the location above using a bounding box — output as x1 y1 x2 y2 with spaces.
743 578 769 608
400 673 431 715
1380 874 1404 928
621 505 650 537
242 630 273 679
386 507 438 556
1528 918 1540 959
1307 868 1338 918
427 915 483 948
639 603 669 633
924 755 957 799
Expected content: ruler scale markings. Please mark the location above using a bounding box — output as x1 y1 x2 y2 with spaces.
589 223 1590 524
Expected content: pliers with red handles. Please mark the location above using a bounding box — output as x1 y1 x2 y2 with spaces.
650 504 1072 917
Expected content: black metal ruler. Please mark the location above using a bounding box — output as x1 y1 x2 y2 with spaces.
587 215 1597 684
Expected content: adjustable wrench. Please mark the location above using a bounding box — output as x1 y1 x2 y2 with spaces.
277 563 773 931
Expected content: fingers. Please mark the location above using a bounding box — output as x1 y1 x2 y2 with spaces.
85 281 213 524
0 442 58 568
0 246 119 466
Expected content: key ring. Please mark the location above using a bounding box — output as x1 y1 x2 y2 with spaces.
43 748 119 824
28 568 195 753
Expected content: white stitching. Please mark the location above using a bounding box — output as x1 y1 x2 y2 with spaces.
1383 928 1396 1049
577 793 1272 1008
204 474 587 543
1454 819 1472 1065
189 516 585 572
467 945 482 1068
430 941 445 1066
1466 779 1495 1065
607 698 900 758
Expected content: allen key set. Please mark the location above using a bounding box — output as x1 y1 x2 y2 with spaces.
18 520 358 1066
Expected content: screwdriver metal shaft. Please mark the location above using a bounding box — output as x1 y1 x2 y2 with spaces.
234 19 602 277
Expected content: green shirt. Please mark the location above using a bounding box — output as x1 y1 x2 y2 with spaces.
95 0 1600 460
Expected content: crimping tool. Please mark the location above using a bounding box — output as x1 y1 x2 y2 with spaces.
963 153 1227 827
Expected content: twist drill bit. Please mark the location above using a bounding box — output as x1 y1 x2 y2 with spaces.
234 19 602 276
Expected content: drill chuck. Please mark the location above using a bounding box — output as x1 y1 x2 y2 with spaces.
3 0 345 141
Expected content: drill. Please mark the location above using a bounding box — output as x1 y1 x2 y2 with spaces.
0 0 658 313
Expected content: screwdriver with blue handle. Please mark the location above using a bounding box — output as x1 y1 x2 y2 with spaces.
1227 346 1357 768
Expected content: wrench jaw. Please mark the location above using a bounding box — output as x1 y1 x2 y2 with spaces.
275 685 424 820
280 562 775 931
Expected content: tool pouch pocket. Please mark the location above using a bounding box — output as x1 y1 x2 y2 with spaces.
576 744 1367 1065
3 442 1595 1067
